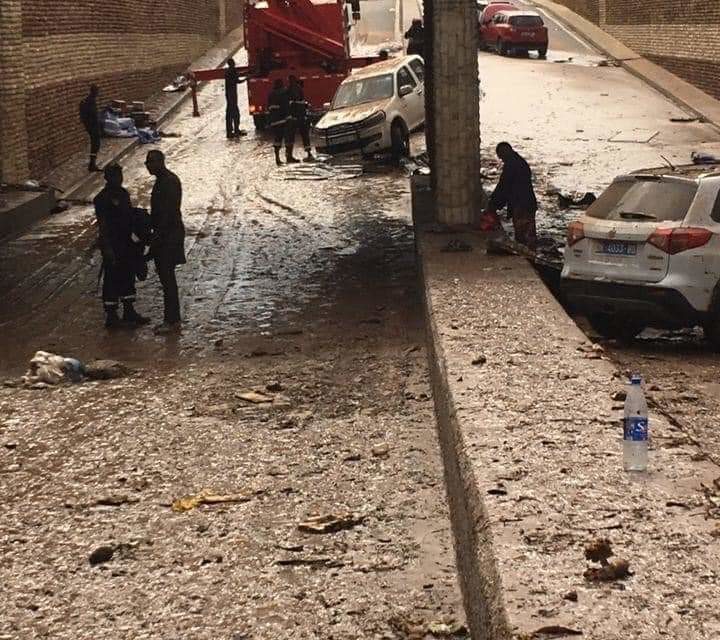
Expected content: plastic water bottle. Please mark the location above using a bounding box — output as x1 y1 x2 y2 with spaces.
623 375 649 472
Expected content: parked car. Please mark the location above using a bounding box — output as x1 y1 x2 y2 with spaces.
561 166 720 345
478 2 515 48
312 55 425 159
481 10 548 57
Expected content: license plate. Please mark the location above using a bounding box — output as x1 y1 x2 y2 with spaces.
600 240 637 256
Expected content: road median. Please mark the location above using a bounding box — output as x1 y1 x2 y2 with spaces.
416 227 720 639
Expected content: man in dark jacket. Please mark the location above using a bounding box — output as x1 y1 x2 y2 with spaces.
488 142 538 250
80 84 102 173
268 79 297 166
145 150 185 333
404 19 425 57
94 163 150 328
225 58 247 139
287 76 314 162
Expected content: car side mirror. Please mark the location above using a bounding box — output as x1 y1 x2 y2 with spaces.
399 84 413 97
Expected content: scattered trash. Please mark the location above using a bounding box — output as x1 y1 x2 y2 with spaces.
282 162 363 181
21 351 85 387
583 538 631 582
389 616 469 638
691 151 720 165
530 625 583 638
85 359 132 380
237 390 275 404
670 116 699 123
563 590 578 602
88 545 115 566
441 239 473 253
275 556 344 568
557 192 596 209
371 443 390 458
471 355 487 366
266 381 283 393
609 129 658 143
50 199 70 214
163 75 190 92
298 512 364 534
596 59 620 67
171 490 253 513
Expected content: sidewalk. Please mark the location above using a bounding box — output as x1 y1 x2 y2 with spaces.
42 27 245 202
416 229 720 639
531 0 720 131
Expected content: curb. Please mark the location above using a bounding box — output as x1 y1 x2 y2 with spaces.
62 32 244 201
531 0 720 132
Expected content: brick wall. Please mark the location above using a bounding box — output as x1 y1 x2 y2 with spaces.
0 0 243 182
554 0 720 101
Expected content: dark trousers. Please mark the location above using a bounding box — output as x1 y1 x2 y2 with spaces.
226 102 240 137
272 121 286 148
155 258 181 323
102 261 135 307
87 127 101 161
286 118 311 149
510 208 538 250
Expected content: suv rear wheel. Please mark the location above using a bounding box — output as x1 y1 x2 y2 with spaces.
538 46 547 58
588 314 644 342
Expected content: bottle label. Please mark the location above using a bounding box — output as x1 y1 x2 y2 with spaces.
624 417 648 442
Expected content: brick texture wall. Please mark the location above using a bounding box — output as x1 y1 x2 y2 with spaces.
0 0 243 182
555 0 720 101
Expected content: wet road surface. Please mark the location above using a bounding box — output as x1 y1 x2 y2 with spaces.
0 4 465 639
481 3 720 468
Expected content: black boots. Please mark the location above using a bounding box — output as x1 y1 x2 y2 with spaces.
105 306 122 329
88 155 101 173
122 301 150 325
286 147 300 164
274 146 283 166
304 148 315 162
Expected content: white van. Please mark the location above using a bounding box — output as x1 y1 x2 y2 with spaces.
312 55 425 159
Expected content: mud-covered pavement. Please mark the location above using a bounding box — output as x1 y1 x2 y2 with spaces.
0 4 466 638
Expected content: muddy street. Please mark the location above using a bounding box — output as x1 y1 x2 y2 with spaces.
0 4 467 639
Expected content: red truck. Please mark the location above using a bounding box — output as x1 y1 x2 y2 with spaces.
194 0 378 129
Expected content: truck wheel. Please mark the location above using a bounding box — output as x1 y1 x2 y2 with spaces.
391 120 409 164
588 314 644 342
497 39 508 56
253 114 267 131
538 46 548 58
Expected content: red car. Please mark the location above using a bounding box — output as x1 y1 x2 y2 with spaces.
478 1 516 48
481 10 548 57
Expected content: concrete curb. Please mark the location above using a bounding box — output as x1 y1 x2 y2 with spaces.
531 0 720 131
62 28 244 201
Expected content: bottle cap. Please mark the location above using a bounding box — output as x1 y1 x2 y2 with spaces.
630 374 642 385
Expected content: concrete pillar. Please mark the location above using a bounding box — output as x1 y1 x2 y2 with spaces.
430 0 480 225
0 0 29 183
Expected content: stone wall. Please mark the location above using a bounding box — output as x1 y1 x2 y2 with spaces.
0 0 243 182
555 0 720 102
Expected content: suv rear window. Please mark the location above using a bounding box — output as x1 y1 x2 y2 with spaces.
510 15 543 27
586 179 698 223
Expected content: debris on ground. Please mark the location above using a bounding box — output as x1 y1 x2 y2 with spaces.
670 116 699 123
88 545 115 566
171 490 253 513
583 538 631 581
237 390 275 404
692 151 720 165
298 512 364 534
556 191 596 209
472 355 487 366
21 351 85 387
389 615 469 638
529 625 583 638
441 239 473 253
372 442 390 458
85 359 132 380
282 162 363 180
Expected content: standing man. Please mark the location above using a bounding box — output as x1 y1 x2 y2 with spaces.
145 150 185 334
80 84 102 173
225 58 247 139
404 19 425 57
487 142 538 250
268 79 297 166
287 76 314 162
94 164 150 328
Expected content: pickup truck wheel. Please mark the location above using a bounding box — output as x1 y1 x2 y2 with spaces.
497 39 508 56
538 46 548 58
253 114 267 131
391 121 409 164
588 314 644 342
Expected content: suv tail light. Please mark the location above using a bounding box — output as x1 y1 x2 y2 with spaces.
567 221 585 246
647 227 713 254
